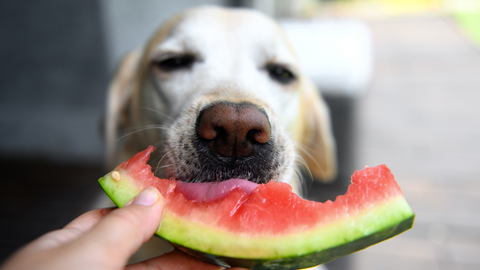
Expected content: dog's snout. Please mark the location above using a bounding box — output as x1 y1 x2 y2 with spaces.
197 102 271 159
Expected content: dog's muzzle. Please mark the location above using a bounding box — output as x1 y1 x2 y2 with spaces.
192 102 277 183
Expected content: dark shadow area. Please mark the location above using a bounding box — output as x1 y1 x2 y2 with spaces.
0 159 106 263
0 0 108 162
0 0 108 263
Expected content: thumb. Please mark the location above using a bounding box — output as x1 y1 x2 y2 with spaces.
77 186 165 265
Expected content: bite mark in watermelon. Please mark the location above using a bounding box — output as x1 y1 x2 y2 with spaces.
98 146 414 269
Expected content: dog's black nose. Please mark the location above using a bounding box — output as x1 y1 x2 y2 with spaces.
197 102 271 160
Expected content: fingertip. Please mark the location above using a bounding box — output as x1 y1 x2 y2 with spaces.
122 186 165 230
128 186 163 207
76 187 166 264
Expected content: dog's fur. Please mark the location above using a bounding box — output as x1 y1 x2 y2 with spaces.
104 5 336 267
106 6 336 190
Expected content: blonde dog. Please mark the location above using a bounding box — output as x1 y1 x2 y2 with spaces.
104 5 336 268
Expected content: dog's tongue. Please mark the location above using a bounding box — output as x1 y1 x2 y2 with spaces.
175 179 259 202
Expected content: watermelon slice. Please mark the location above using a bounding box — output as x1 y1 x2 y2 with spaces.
98 146 414 269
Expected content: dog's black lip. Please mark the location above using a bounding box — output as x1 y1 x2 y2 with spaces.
180 174 270 184
162 151 271 184
188 138 276 184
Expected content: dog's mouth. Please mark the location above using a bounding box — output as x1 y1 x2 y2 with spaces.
175 178 259 202
162 159 266 202
163 144 276 185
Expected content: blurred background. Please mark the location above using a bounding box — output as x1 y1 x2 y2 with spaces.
1 0 479 269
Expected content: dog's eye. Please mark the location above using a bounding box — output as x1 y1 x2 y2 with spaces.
154 55 195 71
266 64 296 84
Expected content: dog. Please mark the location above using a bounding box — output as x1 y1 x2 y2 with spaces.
104 5 337 268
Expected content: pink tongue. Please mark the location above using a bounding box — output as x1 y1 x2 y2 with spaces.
175 179 259 202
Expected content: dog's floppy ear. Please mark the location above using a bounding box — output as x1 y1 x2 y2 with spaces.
296 78 337 182
105 51 141 166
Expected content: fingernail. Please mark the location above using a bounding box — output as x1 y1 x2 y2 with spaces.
132 186 161 206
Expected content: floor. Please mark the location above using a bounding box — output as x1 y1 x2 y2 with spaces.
344 15 480 270
1 13 479 270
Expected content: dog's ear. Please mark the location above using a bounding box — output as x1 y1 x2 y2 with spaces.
105 51 141 166
296 78 337 182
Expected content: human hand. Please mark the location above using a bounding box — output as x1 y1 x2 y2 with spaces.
1 186 243 270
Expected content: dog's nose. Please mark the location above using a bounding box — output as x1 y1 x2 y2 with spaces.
197 102 271 159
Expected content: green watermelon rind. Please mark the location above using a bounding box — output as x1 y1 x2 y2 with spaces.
98 171 414 269
98 173 139 207
157 197 413 259
175 215 415 270
254 215 414 269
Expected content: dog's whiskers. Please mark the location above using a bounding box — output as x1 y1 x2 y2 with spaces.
291 164 309 197
116 124 174 142
155 164 174 170
154 149 175 176
294 155 313 182
136 106 175 122
294 141 329 180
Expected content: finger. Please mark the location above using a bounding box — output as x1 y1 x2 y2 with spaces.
125 250 226 270
42 208 115 248
64 208 115 233
75 187 165 265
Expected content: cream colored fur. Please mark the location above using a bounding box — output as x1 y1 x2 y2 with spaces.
106 6 336 187
104 6 336 268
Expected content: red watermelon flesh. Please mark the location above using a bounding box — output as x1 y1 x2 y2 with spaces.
99 146 414 269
